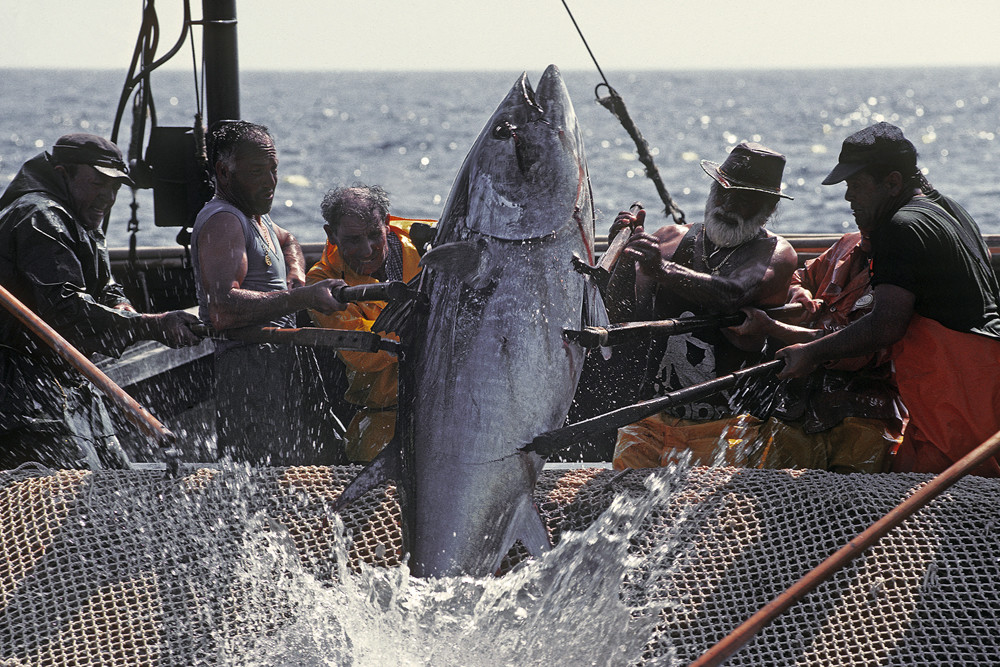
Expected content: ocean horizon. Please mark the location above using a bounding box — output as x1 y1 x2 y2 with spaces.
3 66 999 248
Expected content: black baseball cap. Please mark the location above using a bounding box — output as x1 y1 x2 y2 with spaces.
51 133 134 186
822 122 918 185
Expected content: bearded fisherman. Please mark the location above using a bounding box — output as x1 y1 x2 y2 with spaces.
306 185 433 463
606 141 798 469
778 122 1000 477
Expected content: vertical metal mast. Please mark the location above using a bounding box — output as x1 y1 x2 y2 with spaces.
202 0 240 128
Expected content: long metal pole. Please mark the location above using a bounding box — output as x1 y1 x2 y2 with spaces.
526 359 784 457
202 0 240 128
0 284 175 446
689 427 1000 667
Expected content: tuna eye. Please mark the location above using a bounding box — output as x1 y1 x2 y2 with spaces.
492 121 516 140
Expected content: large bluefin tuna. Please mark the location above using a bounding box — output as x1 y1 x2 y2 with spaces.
337 64 603 578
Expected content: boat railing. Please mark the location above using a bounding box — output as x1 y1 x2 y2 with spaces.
109 233 1000 274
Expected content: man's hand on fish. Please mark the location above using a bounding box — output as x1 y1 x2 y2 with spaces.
610 207 645 240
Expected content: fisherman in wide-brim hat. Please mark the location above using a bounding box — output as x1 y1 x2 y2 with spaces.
598 140 798 471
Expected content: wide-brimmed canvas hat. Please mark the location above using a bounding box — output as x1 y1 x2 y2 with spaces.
701 141 792 200
822 122 918 185
51 133 134 186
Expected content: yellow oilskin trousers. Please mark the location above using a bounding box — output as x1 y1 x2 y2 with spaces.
613 413 898 474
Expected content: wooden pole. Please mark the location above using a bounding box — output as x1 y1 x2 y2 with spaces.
689 428 1000 667
0 284 175 446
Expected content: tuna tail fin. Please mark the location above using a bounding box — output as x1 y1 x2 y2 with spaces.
332 436 405 513
489 496 552 573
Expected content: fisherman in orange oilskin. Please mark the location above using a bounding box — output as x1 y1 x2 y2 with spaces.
730 229 906 473
777 122 1000 477
306 185 433 462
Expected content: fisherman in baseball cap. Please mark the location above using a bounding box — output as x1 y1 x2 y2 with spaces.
50 133 134 186
779 121 1000 478
0 133 202 471
822 121 918 186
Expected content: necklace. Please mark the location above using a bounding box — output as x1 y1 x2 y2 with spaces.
252 216 276 267
699 226 756 275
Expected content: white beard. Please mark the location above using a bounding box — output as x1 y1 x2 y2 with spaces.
703 194 771 248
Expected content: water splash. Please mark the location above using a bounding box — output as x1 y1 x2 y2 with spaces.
207 471 694 667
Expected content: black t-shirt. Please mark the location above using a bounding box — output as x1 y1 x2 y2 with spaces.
869 193 1000 339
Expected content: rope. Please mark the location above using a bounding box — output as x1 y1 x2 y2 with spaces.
559 1 685 224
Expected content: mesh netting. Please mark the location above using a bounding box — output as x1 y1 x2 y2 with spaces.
2 464 998 666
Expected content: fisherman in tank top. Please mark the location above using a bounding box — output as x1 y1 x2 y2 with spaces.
192 121 349 466
605 142 798 469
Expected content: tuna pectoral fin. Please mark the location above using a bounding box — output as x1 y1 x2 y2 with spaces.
490 497 552 572
421 240 496 288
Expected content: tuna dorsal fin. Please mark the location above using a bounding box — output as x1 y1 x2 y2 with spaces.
583 281 613 360
583 280 610 329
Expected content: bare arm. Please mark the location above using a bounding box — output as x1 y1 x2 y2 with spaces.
197 212 346 331
776 283 915 378
730 306 824 345
627 230 797 313
272 222 307 288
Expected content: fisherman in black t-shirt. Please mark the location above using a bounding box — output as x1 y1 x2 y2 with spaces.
777 122 1000 476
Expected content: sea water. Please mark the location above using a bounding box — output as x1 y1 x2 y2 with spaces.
3 67 1000 249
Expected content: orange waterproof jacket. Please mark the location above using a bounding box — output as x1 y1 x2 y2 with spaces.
793 232 888 371
306 217 429 459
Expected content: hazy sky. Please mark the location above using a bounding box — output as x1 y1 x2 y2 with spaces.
6 1 1000 72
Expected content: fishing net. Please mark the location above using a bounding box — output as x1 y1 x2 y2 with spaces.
1 463 998 666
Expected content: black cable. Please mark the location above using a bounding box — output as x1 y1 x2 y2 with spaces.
560 0 614 92
111 0 193 144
